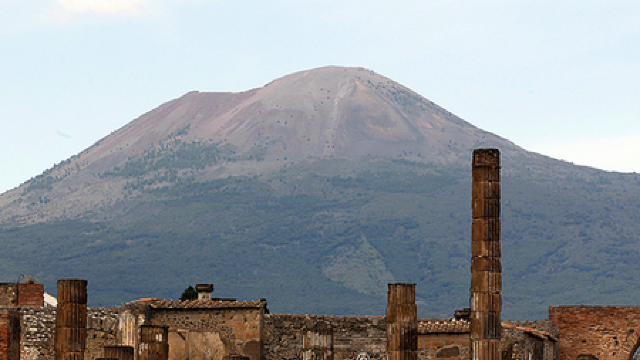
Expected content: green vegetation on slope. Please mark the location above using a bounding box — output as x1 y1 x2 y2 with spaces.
1 156 640 320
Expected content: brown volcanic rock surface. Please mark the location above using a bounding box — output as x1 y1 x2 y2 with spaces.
0 66 523 226
71 66 519 164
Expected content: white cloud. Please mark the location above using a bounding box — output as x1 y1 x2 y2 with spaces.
535 135 640 174
51 0 152 19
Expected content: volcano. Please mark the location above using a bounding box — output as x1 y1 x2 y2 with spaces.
1 66 638 320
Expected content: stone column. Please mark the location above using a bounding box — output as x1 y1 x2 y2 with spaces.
470 149 502 360
55 279 88 360
303 322 333 360
104 345 135 360
117 310 137 348
138 326 169 360
386 283 417 360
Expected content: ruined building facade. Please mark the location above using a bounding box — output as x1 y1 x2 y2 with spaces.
0 282 557 360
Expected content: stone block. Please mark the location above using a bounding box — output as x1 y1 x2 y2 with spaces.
139 342 169 360
187 331 227 360
472 168 500 183
472 149 500 167
472 219 500 242
56 304 87 328
55 328 87 353
387 284 416 305
471 257 502 273
388 349 418 360
471 239 501 258
140 325 169 343
470 272 502 293
472 182 500 200
103 345 134 360
471 339 500 360
57 280 88 305
470 312 501 340
472 199 500 218
387 322 417 351
386 304 417 323
470 293 502 313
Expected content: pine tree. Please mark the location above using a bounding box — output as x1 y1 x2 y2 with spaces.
180 285 197 301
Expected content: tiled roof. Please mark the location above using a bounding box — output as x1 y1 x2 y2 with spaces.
418 320 470 333
133 298 161 302
147 299 265 309
417 320 557 341
502 323 558 342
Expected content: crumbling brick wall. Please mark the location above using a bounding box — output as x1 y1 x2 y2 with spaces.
17 286 43 308
0 284 44 308
502 320 558 360
0 309 20 360
417 332 470 360
501 326 555 360
549 306 640 360
85 308 119 360
416 320 470 360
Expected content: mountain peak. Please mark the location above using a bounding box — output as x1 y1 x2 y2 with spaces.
115 65 514 163
0 66 519 225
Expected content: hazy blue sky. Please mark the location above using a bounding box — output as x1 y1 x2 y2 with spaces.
1 0 639 193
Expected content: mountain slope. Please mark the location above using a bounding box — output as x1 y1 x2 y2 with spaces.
0 66 522 226
1 66 639 320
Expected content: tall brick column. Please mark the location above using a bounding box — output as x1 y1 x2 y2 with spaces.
470 149 501 360
55 279 88 360
386 283 417 360
138 325 169 360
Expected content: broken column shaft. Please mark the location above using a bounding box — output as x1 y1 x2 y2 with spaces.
103 346 134 360
386 283 417 360
470 149 502 360
138 325 169 360
302 322 333 360
55 279 88 360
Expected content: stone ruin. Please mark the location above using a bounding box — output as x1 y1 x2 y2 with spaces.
9 148 632 360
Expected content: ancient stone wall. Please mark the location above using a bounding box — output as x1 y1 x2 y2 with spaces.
501 324 556 360
17 307 118 360
20 307 55 360
502 319 559 360
85 308 119 360
549 306 640 360
145 306 263 360
417 333 470 360
263 314 387 360
0 286 18 308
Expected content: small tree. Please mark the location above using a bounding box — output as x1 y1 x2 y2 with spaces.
180 285 197 301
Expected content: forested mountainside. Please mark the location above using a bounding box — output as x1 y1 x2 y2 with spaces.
2 67 639 319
